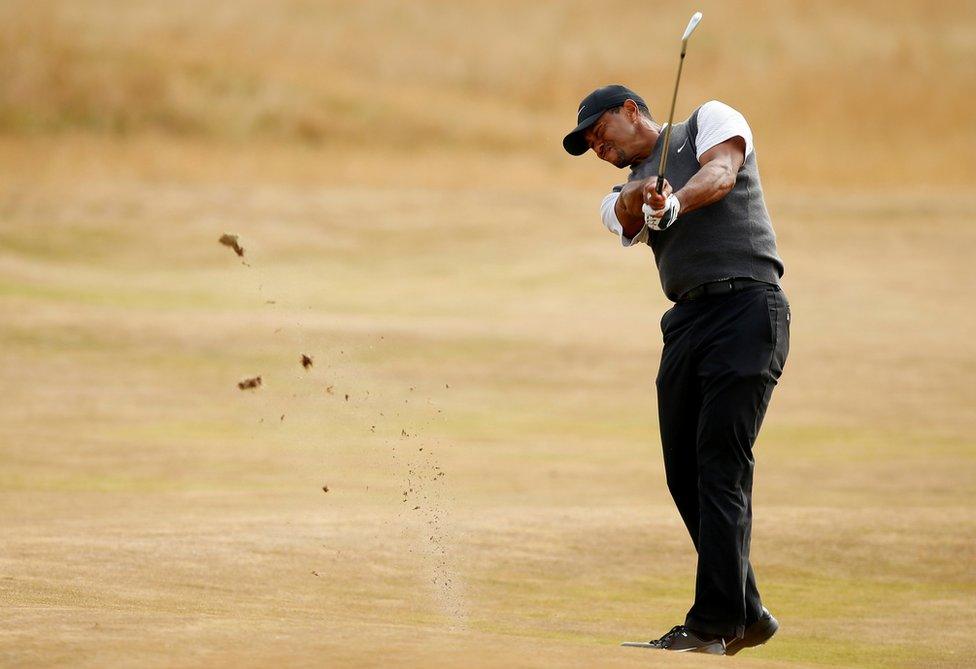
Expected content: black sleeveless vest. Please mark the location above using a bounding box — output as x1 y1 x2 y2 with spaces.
625 105 784 301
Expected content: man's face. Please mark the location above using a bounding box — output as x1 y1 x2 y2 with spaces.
583 101 645 168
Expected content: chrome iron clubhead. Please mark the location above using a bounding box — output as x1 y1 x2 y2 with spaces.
682 11 703 44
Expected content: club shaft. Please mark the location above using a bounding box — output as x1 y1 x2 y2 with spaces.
657 47 687 195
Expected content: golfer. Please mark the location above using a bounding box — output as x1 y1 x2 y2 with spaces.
563 85 789 655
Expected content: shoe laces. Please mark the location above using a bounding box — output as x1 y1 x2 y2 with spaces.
652 625 688 649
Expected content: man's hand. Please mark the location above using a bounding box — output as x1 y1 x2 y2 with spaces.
643 193 681 231
638 177 679 231
616 177 673 238
641 177 672 212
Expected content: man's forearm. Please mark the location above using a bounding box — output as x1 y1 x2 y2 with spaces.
674 160 736 215
614 182 648 238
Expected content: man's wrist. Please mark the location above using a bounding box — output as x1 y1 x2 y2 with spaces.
643 193 681 231
619 187 647 229
661 193 681 229
621 183 642 217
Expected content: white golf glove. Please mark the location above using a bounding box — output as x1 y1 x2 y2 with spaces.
641 194 681 231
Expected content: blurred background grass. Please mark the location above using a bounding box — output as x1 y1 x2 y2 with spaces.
1 0 974 187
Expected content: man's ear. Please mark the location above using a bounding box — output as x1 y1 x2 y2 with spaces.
622 99 640 123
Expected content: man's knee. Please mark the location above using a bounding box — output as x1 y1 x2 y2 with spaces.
697 463 752 501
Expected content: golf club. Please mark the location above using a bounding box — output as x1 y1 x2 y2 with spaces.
656 11 703 195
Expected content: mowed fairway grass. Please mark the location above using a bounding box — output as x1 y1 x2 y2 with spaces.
0 144 973 668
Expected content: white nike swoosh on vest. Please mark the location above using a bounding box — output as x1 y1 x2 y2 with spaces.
677 140 688 153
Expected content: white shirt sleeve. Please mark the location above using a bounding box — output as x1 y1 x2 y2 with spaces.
694 100 754 160
601 191 648 247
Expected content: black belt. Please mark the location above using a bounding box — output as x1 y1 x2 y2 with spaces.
678 277 770 302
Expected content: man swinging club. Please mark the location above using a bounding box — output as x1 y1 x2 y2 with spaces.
561 14 790 657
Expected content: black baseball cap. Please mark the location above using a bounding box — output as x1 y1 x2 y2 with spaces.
562 84 649 156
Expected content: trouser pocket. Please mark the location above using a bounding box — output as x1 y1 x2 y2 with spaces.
763 289 790 379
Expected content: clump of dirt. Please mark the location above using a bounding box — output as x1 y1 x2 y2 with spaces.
237 375 262 390
218 233 245 257
322 485 330 493
301 354 313 370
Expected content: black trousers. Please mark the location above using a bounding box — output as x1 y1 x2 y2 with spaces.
656 283 790 639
